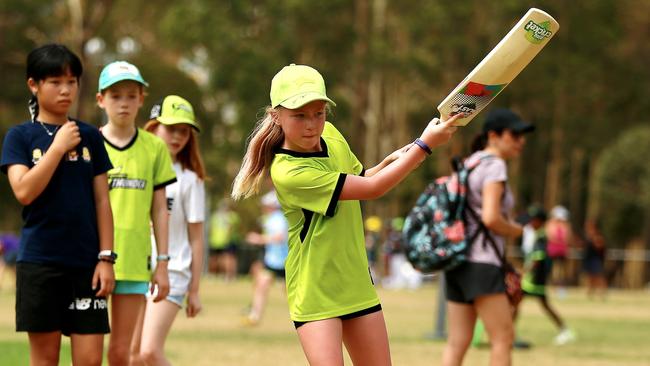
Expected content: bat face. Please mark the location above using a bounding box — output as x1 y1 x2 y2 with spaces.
437 8 559 126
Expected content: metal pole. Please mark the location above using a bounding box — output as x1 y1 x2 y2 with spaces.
425 272 447 340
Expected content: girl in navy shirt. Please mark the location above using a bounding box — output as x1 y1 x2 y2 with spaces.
1 44 115 365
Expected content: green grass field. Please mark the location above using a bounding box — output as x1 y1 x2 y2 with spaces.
1 274 649 365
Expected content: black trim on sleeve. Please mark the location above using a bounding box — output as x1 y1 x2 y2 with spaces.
154 177 177 191
300 209 314 242
326 173 347 217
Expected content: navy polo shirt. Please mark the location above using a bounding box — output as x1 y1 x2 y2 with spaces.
1 120 113 268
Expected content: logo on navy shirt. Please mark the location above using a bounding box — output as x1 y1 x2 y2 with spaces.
32 149 43 164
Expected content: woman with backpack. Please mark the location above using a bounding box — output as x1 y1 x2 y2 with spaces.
442 108 534 366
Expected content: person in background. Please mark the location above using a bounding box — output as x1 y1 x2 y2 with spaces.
520 205 576 346
442 108 533 366
131 95 207 365
96 60 175 366
546 205 573 298
382 217 422 290
208 199 241 282
364 216 383 283
582 218 607 300
382 217 405 281
0 232 20 290
242 190 289 326
1 43 114 366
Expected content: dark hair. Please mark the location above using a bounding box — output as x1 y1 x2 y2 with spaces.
470 127 507 153
26 44 82 121
26 43 83 82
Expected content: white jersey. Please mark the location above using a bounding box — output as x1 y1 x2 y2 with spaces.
152 162 205 295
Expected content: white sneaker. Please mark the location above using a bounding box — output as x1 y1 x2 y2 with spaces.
554 329 576 345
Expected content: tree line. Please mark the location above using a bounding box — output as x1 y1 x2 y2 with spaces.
1 0 649 250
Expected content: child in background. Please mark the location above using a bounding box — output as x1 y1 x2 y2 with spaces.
521 205 575 345
208 200 241 281
546 205 572 297
0 232 20 290
231 64 458 365
582 218 607 300
96 61 176 366
243 190 289 326
1 43 114 365
130 95 207 365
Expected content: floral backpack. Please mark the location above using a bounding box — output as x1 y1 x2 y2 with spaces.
402 156 488 273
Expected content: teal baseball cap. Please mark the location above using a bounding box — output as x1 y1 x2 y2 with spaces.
98 61 148 92
270 64 336 109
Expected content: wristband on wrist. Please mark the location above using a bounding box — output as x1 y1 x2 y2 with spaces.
413 138 433 155
98 250 117 263
156 254 171 262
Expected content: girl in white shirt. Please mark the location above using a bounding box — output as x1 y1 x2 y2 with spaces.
133 95 206 365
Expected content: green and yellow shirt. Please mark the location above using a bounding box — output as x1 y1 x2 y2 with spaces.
104 128 176 281
271 122 379 322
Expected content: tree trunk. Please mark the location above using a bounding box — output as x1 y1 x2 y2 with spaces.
569 147 586 231
544 8 570 210
351 0 369 154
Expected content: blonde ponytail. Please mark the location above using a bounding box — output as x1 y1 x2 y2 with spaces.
231 107 284 200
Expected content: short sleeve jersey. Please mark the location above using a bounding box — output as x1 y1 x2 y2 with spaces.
270 122 379 322
522 229 551 295
209 209 240 249
465 151 515 267
1 120 112 268
103 128 176 281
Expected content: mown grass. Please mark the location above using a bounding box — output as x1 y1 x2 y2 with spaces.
1 273 649 365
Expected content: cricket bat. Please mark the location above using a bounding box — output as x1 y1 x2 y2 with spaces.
437 8 559 126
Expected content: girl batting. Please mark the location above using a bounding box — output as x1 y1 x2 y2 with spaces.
232 64 459 365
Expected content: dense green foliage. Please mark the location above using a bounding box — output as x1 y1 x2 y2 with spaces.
1 0 649 248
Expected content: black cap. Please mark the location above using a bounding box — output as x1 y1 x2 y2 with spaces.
482 108 535 134
519 204 547 225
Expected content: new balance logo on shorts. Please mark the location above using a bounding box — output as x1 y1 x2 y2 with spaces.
68 298 107 310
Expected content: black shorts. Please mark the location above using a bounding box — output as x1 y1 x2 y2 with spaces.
208 241 238 255
16 262 110 336
293 304 382 329
444 262 505 304
263 263 286 278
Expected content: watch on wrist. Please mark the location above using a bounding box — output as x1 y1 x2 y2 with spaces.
98 250 117 263
156 254 171 262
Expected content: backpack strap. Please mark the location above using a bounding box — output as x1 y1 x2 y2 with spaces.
465 203 511 271
461 153 512 271
482 224 513 271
